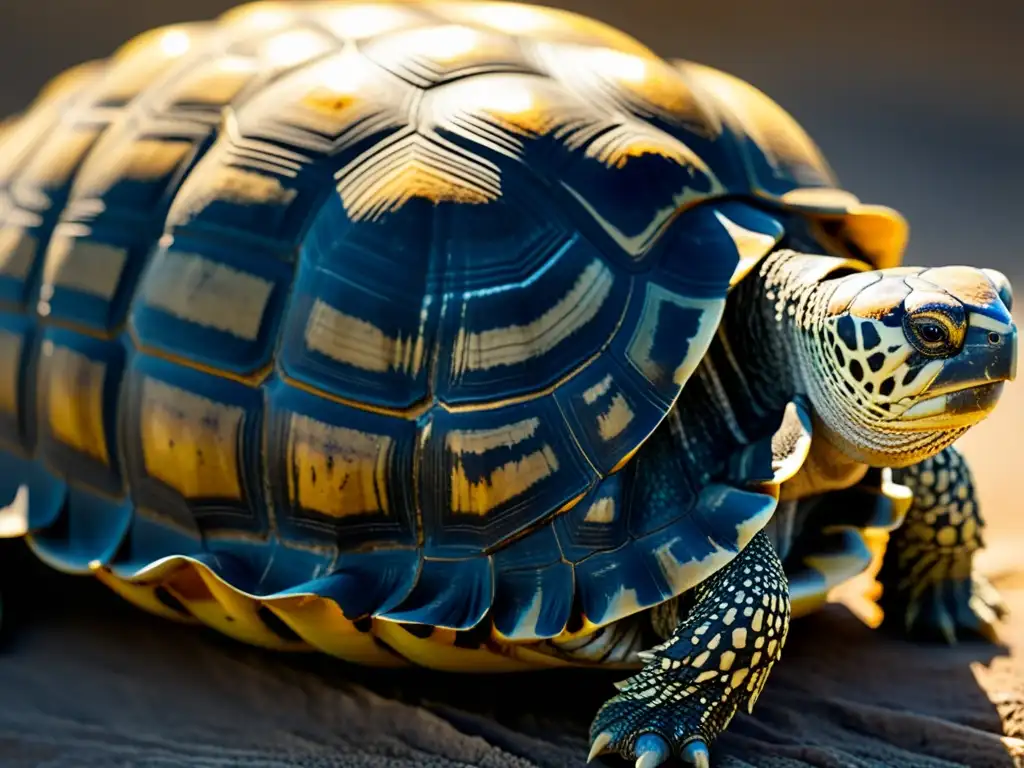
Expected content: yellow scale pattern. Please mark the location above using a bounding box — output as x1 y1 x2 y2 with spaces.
139 377 245 501
42 343 111 464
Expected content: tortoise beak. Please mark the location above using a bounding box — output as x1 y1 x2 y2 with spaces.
983 322 1017 384
931 324 1016 390
899 321 1016 428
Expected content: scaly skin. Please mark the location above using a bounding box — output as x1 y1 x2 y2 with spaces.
589 531 789 767
881 445 1009 643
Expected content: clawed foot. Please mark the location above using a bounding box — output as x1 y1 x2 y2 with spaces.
882 570 1008 645
587 622 782 766
587 653 724 766
882 445 1008 647
588 530 790 766
589 727 708 767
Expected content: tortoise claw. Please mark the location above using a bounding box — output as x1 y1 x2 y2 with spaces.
681 739 711 768
634 733 671 768
973 573 1010 621
588 531 788 766
587 731 612 763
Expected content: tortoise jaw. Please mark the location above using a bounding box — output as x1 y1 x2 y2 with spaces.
896 381 1005 430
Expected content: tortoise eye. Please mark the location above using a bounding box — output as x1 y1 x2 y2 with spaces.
917 322 946 344
905 311 960 356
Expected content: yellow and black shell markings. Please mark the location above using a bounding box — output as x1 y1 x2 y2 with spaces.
0 1 902 669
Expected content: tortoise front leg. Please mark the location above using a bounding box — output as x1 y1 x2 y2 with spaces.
588 529 790 767
880 445 1008 644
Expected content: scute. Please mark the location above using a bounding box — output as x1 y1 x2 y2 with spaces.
430 1 658 58
492 524 572 639
674 60 909 270
264 375 419 549
550 397 810 632
575 483 777 628
132 232 294 374
421 397 595 556
35 328 126 498
0 1 907 664
0 59 112 539
433 185 628 403
119 353 269 540
28 488 133 575
379 557 494 630
361 22 541 88
280 195 439 409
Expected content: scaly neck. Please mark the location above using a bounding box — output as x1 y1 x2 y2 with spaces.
668 249 871 489
725 250 869 495
722 249 856 411
722 252 802 413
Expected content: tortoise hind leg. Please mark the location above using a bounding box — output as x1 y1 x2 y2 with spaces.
880 445 1008 644
588 529 790 767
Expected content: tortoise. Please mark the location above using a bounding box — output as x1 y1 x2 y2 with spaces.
0 1 1017 765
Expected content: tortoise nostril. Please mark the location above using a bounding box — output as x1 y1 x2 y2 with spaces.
989 332 1001 345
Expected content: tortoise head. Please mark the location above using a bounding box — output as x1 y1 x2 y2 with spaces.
806 265 1017 467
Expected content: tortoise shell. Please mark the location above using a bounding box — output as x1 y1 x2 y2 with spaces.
0 1 907 667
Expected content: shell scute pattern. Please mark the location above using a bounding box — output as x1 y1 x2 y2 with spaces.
382 556 494 630
132 230 295 376
491 522 571 638
279 193 439 409
0 1 905 663
554 472 633 564
361 22 542 88
112 353 270 565
569 481 777 631
677 61 837 200
35 328 127 497
27 28 219 334
431 177 631 404
30 16 350 343
0 58 121 536
422 398 596 556
265 374 419 547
